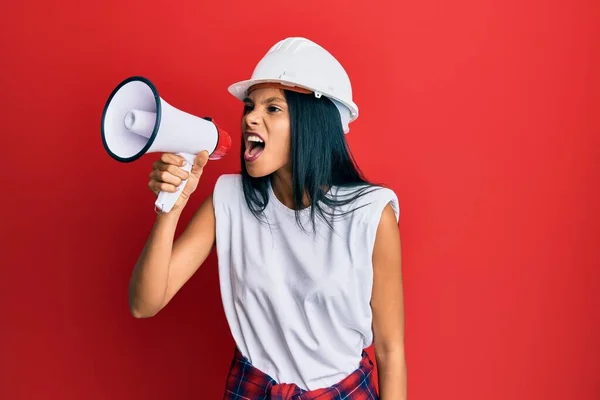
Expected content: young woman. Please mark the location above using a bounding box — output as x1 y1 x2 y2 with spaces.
128 37 407 399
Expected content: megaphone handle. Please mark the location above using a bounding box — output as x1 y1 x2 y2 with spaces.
154 152 196 213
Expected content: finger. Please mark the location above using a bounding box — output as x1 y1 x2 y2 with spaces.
149 169 184 187
160 152 186 167
194 150 210 169
152 163 189 180
150 181 179 193
189 152 209 179
148 181 158 195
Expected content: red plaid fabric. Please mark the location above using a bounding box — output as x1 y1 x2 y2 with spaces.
223 348 379 399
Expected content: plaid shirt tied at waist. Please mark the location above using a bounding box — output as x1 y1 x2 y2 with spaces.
223 348 379 400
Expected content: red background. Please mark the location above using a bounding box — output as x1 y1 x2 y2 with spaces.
1 0 599 399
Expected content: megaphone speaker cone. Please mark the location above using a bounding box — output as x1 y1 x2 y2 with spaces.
101 76 232 213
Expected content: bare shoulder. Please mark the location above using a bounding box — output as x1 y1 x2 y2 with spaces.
373 202 401 262
377 203 400 237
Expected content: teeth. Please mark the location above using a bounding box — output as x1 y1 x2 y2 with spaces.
248 135 264 143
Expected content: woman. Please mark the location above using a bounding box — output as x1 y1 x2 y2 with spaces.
129 37 407 399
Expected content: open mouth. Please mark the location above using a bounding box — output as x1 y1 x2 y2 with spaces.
244 133 265 162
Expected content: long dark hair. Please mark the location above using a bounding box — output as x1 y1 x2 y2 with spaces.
241 89 380 232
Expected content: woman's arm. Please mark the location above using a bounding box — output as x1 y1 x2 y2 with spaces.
128 193 216 318
371 204 407 399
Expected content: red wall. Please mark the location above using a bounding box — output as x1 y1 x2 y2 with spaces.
1 0 598 399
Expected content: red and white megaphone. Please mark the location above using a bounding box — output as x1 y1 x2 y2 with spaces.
101 76 231 213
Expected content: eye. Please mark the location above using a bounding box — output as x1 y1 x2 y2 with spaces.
243 104 254 114
268 105 281 113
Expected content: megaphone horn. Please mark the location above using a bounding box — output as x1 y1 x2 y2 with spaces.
101 76 232 213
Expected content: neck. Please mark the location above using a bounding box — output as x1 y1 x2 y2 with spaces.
271 168 310 209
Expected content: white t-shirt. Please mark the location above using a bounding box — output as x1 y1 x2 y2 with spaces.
212 174 400 391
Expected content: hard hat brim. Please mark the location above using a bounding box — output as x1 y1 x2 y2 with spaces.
227 78 358 122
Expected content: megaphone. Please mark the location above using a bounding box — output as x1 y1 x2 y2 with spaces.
101 76 231 213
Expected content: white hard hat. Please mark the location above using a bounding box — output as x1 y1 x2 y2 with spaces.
228 37 358 133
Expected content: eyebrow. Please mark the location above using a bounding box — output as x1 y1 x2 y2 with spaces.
243 96 287 105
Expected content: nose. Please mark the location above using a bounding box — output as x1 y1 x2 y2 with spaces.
244 107 261 127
